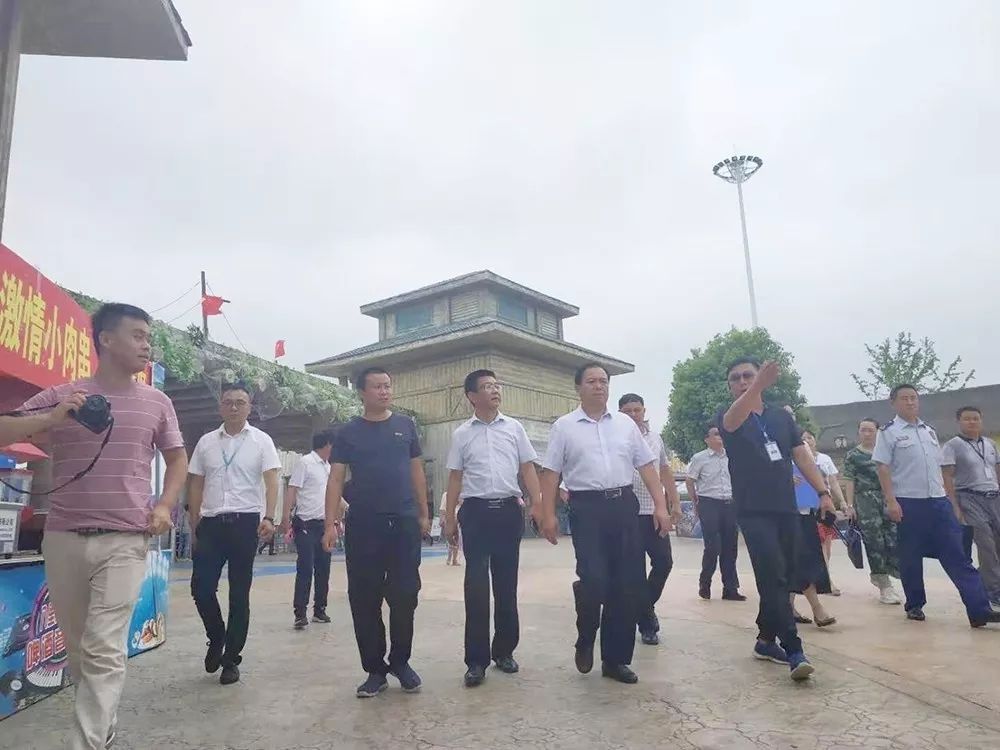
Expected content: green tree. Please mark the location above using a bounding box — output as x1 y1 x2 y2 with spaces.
851 332 974 399
664 328 813 462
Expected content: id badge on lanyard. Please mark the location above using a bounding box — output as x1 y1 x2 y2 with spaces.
753 414 783 463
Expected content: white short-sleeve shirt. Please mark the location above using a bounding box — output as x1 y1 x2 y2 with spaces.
543 407 655 491
189 423 282 516
447 412 538 499
288 451 331 521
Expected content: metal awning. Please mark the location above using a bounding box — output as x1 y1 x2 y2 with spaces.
22 0 191 61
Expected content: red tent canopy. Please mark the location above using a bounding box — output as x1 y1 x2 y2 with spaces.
0 442 48 462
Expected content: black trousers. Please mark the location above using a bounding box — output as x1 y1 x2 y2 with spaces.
739 511 802 655
459 497 523 668
569 490 644 666
190 513 259 666
637 514 673 634
293 517 332 615
344 513 421 675
698 497 740 593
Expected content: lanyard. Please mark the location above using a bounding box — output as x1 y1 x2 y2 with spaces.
221 432 249 470
960 436 988 465
751 413 773 442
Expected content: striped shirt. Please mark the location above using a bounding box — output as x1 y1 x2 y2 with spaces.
21 378 184 532
632 425 669 515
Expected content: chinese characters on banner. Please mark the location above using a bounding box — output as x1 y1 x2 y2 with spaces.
0 244 99 389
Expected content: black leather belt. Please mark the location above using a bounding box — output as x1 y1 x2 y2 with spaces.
464 495 518 509
74 528 126 536
202 512 259 524
570 486 631 500
699 495 734 504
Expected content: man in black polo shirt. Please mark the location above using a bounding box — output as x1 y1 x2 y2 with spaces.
718 357 834 681
322 367 431 698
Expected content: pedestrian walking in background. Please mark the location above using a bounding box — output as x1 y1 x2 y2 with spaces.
618 393 682 646
686 425 744 602
941 406 1000 612
874 385 999 627
843 418 902 605
283 430 334 630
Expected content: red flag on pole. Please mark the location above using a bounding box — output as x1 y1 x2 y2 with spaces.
274 340 286 359
201 295 225 316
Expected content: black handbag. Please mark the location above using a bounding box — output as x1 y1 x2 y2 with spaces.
836 519 865 570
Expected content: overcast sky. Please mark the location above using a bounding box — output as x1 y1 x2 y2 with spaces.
9 1 1000 429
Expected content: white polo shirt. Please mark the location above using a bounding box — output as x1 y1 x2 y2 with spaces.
288 451 331 521
446 412 538 499
543 407 655 492
189 423 282 516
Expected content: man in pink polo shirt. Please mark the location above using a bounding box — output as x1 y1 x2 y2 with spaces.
0 303 187 750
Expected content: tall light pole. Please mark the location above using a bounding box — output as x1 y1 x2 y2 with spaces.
713 154 763 328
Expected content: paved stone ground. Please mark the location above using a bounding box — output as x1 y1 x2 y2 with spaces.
4 536 1000 749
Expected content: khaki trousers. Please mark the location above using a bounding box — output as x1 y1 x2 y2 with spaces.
42 531 148 750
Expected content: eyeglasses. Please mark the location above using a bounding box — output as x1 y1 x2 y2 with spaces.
478 383 502 392
727 371 756 383
222 399 249 409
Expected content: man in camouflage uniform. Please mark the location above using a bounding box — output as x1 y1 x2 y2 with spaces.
843 417 902 604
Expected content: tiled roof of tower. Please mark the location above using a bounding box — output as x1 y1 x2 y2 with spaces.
359 271 579 319
306 318 633 376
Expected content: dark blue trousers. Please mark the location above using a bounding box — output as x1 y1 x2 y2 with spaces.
897 497 992 619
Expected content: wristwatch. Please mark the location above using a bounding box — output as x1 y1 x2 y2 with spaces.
263 516 275 523
817 490 831 499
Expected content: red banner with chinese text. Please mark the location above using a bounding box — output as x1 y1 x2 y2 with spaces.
0 244 99 389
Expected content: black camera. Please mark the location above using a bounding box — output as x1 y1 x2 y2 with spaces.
70 395 113 434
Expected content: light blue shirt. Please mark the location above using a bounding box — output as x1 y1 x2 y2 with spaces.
543 407 655 492
872 415 946 499
446 412 538 499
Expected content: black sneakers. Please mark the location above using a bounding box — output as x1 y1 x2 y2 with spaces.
313 609 332 624
601 663 639 684
204 643 224 674
464 665 486 687
294 614 308 630
356 673 388 698
493 656 520 674
390 664 423 693
220 664 240 685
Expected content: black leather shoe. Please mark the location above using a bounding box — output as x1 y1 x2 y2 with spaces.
220 664 240 685
907 608 926 622
601 663 639 684
698 586 711 600
970 611 1000 628
575 645 594 674
722 591 747 602
640 631 659 646
204 643 223 674
493 656 519 674
464 665 486 687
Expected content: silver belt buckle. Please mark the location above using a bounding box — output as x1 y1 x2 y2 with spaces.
604 488 623 499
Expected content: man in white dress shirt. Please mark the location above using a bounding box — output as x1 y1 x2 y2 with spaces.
686 425 744 601
283 430 334 630
444 369 543 688
539 363 672 685
188 382 282 685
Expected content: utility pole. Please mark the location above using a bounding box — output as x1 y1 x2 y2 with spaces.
200 270 208 338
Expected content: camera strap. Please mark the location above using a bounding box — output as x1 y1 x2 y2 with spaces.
0 405 115 496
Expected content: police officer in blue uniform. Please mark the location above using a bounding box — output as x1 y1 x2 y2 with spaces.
873 384 1000 627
